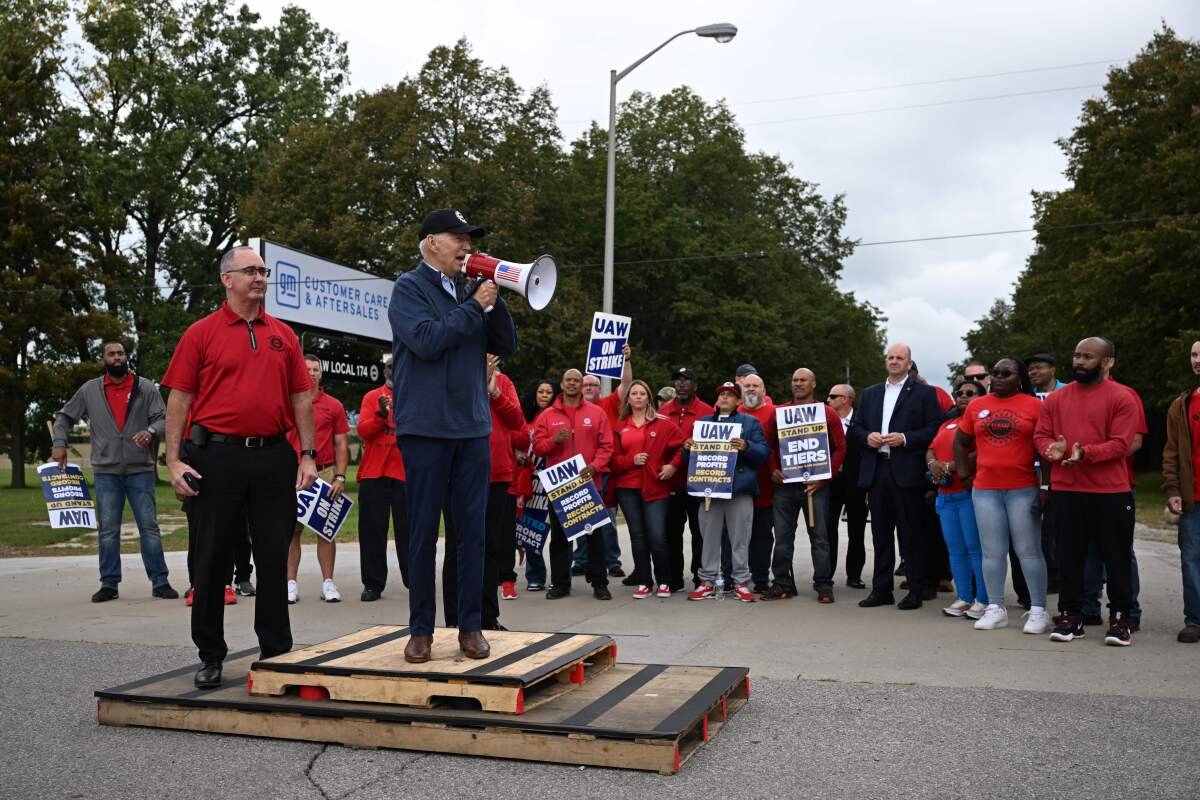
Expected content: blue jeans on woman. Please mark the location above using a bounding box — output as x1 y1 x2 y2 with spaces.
972 486 1046 608
935 490 985 603
94 471 170 590
616 489 669 587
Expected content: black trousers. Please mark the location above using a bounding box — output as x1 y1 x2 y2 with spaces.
1054 490 1134 615
444 481 514 629
829 470 868 581
665 492 702 589
186 439 295 663
924 498 951 582
867 459 928 595
358 477 410 593
186 509 252 586
549 507 608 591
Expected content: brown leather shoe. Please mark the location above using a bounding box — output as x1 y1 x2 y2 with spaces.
458 630 491 659
404 634 433 663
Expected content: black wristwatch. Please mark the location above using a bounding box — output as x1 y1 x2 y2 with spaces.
300 449 318 459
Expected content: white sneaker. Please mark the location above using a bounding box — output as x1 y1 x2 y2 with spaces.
321 579 341 603
965 601 987 620
1022 607 1052 634
942 599 971 617
287 580 298 604
973 604 1008 630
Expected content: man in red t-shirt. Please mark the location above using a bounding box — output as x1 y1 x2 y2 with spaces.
577 345 632 578
357 359 408 601
658 367 715 590
162 245 316 689
1163 339 1200 643
286 355 350 604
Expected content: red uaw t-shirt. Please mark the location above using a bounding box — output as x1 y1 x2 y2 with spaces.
958 393 1042 490
929 417 967 494
1191 388 1200 499
162 302 312 437
614 421 647 490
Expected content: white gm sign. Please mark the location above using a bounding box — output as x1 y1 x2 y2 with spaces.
251 238 393 344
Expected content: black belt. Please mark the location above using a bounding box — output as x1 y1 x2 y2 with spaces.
206 432 286 448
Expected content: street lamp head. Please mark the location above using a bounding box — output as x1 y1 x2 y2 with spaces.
695 23 737 44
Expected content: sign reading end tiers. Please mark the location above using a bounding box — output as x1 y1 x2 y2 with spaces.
250 238 393 345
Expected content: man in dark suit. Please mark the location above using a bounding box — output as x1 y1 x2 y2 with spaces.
389 208 518 663
826 383 868 589
849 343 943 609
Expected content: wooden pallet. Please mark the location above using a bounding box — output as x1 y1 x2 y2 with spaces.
96 649 749 774
247 626 616 714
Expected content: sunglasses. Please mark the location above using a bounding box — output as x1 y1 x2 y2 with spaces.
954 390 979 398
964 372 987 381
990 369 1015 378
226 266 271 277
826 393 845 400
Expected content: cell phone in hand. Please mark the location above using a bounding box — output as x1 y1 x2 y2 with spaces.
183 472 201 494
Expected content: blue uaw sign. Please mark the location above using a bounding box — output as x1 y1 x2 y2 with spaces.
775 403 832 483
38 462 97 529
515 456 550 552
296 477 354 543
538 454 611 542
686 421 741 501
585 311 631 379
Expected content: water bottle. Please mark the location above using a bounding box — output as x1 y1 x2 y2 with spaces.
714 577 726 601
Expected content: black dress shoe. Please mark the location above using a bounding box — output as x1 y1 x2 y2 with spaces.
360 588 382 602
858 592 895 607
897 593 923 610
91 586 119 603
545 586 570 599
152 583 179 599
593 585 612 601
194 661 222 689
846 578 866 589
621 575 640 586
608 567 625 578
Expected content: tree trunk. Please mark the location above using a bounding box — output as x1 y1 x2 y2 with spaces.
10 353 26 488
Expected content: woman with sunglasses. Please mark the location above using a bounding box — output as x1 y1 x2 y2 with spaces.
927 378 988 619
954 358 1050 634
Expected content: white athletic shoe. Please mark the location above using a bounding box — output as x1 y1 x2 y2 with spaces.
973 604 1009 630
942 599 972 617
965 601 987 620
1022 607 1052 634
287 580 298 604
321 579 342 603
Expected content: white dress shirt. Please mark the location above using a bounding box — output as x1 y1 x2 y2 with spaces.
879 377 907 453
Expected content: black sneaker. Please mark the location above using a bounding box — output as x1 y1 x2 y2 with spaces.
760 584 794 601
1105 613 1132 647
360 588 382 602
91 587 119 603
593 585 612 601
545 586 570 599
1049 612 1085 642
234 580 256 597
152 583 179 599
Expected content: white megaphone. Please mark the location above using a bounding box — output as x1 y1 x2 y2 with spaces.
462 252 557 311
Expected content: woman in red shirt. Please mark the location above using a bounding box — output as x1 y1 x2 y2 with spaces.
954 357 1049 635
611 380 686 598
927 379 986 619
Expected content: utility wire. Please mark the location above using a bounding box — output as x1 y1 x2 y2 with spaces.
2 212 1193 295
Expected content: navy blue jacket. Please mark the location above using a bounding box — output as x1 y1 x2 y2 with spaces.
388 262 517 439
687 410 770 497
848 377 942 490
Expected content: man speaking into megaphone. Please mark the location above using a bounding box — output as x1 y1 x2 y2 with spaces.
388 208 517 664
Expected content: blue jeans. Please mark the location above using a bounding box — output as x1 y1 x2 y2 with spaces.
617 490 669 586
525 546 547 587
771 483 832 590
94 471 170 589
935 491 985 603
972 487 1046 607
1179 509 1200 627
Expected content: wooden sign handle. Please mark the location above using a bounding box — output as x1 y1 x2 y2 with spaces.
805 491 814 529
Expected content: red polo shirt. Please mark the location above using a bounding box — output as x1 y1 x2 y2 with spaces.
357 384 405 480
162 302 311 437
103 372 134 431
288 389 348 466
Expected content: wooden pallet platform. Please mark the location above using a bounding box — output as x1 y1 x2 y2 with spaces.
247 627 616 714
96 649 749 774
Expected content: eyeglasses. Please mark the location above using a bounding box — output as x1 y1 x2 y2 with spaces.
964 372 987 381
226 266 271 277
990 369 1015 378
954 390 979 398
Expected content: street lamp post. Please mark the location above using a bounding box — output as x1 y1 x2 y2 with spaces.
601 23 737 392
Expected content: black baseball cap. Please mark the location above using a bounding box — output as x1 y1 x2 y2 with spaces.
735 363 757 378
673 367 698 382
1024 352 1056 367
419 208 487 240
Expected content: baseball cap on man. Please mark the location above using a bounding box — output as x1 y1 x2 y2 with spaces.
1024 352 1056 367
735 363 757 378
714 381 741 398
419 208 487 240
673 367 698 382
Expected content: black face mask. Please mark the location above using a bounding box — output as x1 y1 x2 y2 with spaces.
105 362 129 378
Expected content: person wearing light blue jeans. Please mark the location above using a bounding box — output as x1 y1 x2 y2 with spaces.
972 487 1046 609
94 471 170 590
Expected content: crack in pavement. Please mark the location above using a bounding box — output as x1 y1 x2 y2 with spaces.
304 744 331 800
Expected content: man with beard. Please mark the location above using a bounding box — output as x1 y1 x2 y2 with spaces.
658 368 714 590
53 340 176 602
1035 337 1140 646
738 373 777 593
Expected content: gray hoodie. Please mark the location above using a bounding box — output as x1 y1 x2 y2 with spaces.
53 374 166 474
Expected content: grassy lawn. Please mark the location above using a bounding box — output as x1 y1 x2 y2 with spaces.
0 465 365 558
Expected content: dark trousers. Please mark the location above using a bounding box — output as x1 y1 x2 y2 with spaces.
748 505 775 588
617 489 670 587
925 500 951 582
399 435 489 635
358 477 410 592
1055 490 1135 615
829 470 868 581
868 459 928 595
549 508 608 591
185 439 295 663
444 481 513 629
666 492 702 590
186 509 252 587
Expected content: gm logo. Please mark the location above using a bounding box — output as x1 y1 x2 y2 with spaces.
276 261 301 308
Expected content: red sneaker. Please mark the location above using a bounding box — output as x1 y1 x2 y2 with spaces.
184 587 194 607
655 584 672 598
223 585 237 605
633 585 652 599
733 584 756 603
501 580 518 600
687 582 715 601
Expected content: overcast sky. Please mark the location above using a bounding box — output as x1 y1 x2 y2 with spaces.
246 0 1198 389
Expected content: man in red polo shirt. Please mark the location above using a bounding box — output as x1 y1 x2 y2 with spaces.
163 245 317 689
286 354 349 603
659 367 714 591
357 358 409 601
